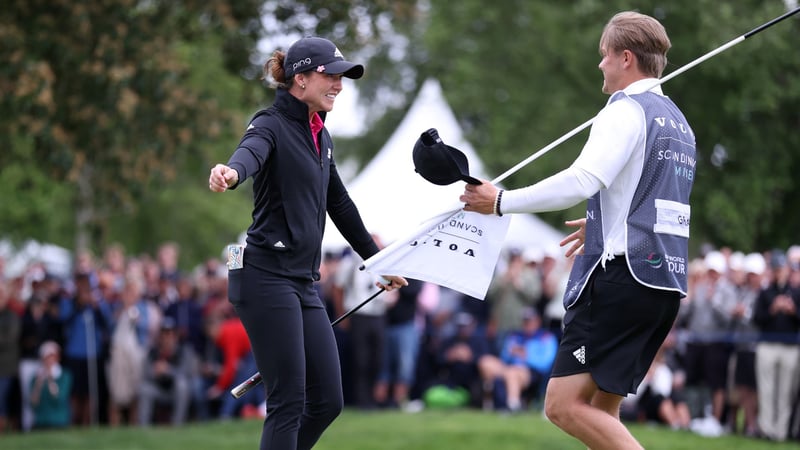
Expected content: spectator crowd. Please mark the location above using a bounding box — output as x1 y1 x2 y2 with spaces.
0 239 799 443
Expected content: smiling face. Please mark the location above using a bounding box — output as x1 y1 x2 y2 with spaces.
294 71 344 116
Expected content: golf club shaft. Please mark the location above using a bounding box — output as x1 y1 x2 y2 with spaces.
491 6 799 185
331 288 386 327
229 288 386 399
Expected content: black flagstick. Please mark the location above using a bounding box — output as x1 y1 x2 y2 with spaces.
744 6 800 38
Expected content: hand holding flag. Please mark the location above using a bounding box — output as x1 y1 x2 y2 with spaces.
361 130 512 300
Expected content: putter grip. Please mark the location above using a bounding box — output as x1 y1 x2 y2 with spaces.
230 373 262 398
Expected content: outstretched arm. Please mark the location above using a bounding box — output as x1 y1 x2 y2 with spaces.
460 166 602 216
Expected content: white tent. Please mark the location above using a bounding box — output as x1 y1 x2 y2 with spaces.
323 79 564 255
0 239 72 280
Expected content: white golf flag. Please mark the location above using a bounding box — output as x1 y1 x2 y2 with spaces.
361 204 511 299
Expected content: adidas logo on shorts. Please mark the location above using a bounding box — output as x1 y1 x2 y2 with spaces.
573 345 586 365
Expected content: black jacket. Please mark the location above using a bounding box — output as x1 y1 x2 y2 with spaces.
753 281 800 344
227 89 378 281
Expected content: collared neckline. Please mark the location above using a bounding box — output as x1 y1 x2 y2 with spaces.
273 89 328 124
622 78 664 96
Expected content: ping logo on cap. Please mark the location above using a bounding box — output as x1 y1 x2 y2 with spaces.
293 58 312 71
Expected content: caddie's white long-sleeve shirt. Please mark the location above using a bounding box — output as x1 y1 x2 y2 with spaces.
501 79 664 258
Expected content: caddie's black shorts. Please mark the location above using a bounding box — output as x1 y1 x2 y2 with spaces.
550 257 681 396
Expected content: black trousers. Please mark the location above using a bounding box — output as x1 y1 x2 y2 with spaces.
230 266 343 450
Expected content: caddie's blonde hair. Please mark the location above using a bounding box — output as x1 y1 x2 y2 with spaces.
600 11 671 77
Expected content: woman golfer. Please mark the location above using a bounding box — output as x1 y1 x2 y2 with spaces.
208 37 406 449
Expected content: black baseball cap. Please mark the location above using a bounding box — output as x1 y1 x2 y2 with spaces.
413 128 481 186
284 37 364 79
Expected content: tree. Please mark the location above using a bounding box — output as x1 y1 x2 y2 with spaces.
0 0 422 268
0 0 263 254
663 1 800 251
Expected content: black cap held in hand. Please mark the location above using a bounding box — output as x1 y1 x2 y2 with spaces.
412 128 481 186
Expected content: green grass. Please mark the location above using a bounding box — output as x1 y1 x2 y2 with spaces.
2 409 796 450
